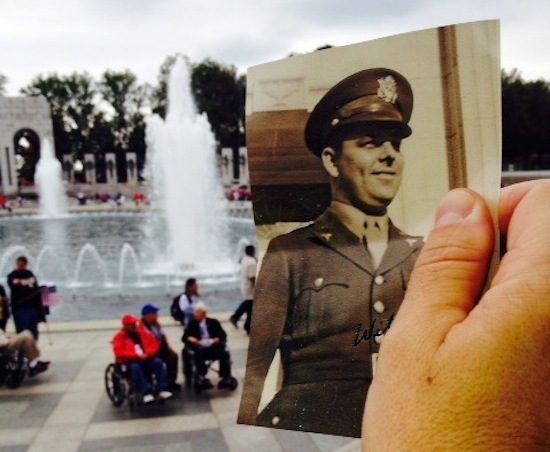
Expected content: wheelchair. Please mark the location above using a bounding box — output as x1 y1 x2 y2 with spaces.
104 360 172 410
0 348 27 389
182 345 238 394
104 362 132 408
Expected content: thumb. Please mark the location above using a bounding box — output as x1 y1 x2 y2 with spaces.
391 188 495 347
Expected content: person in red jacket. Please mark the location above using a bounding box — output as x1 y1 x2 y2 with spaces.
112 314 172 404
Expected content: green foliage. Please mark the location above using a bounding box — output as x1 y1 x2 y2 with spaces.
502 69 550 169
18 55 550 183
191 58 246 151
150 53 187 119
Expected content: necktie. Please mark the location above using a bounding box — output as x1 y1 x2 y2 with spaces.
363 219 387 268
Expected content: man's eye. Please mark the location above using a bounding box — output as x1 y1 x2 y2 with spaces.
357 138 375 148
391 141 402 151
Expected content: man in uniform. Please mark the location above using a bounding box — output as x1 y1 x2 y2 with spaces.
238 68 423 437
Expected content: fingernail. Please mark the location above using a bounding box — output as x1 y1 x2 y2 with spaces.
434 190 475 228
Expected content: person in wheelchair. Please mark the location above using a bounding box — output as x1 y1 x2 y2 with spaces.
112 314 173 404
140 303 181 392
0 328 49 377
182 303 235 390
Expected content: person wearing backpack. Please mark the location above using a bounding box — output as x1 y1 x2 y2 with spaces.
176 278 203 386
174 278 202 327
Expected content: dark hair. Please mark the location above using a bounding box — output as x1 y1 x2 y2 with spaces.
185 278 196 290
16 256 28 264
245 245 255 256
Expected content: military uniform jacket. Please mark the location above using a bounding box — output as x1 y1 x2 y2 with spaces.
238 208 423 437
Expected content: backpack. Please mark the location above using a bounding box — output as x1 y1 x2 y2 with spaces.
170 294 184 323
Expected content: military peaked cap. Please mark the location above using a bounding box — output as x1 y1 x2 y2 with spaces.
305 68 413 156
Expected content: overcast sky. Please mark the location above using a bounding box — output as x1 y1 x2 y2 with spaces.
1 0 549 96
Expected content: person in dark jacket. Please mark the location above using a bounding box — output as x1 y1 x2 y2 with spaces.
182 303 233 389
7 256 42 340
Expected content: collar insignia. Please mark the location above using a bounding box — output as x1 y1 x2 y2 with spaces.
320 233 332 241
406 238 417 247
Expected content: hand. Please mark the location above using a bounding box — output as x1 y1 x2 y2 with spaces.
212 338 221 345
363 181 550 451
187 337 200 346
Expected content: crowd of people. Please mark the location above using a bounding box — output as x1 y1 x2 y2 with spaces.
112 277 239 404
5 173 550 450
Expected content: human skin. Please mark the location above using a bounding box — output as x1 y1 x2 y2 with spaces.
362 180 550 451
322 136 403 214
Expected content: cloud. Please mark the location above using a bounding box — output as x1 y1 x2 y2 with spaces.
0 0 548 95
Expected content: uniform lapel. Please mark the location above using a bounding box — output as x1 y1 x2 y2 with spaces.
377 221 423 274
309 209 376 274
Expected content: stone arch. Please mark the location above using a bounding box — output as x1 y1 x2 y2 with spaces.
0 96 54 195
13 128 41 186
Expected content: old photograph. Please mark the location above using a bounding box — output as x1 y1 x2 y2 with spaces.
238 20 501 438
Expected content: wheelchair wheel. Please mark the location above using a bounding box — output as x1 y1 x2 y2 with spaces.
4 350 26 389
217 376 238 391
5 369 25 389
104 363 127 407
226 376 238 391
0 354 9 386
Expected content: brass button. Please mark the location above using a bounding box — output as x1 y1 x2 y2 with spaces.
272 416 280 426
314 277 324 288
374 275 385 285
373 301 385 313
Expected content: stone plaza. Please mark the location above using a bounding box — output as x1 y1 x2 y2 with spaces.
0 316 361 451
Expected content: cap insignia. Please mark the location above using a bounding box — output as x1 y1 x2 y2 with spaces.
377 75 398 104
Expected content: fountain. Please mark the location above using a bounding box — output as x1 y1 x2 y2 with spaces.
0 59 256 321
143 57 235 279
35 138 67 217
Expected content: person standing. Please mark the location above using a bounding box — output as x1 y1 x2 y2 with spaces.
230 245 257 334
7 256 42 340
239 68 423 437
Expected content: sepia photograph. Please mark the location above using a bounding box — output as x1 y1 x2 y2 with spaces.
238 20 501 438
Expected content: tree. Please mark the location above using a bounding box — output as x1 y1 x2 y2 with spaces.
191 58 246 181
21 72 98 167
99 70 150 180
502 69 550 170
191 59 245 151
150 53 187 119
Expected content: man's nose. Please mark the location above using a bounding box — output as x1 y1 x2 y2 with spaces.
379 141 398 162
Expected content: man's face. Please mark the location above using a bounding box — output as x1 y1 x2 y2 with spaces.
123 322 137 333
144 312 158 323
16 259 27 271
331 134 403 214
194 308 206 322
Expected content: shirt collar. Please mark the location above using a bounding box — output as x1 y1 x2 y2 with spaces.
330 201 389 241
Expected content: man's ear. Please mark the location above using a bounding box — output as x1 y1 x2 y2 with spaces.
321 147 339 177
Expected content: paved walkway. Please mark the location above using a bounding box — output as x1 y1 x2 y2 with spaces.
0 318 361 451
